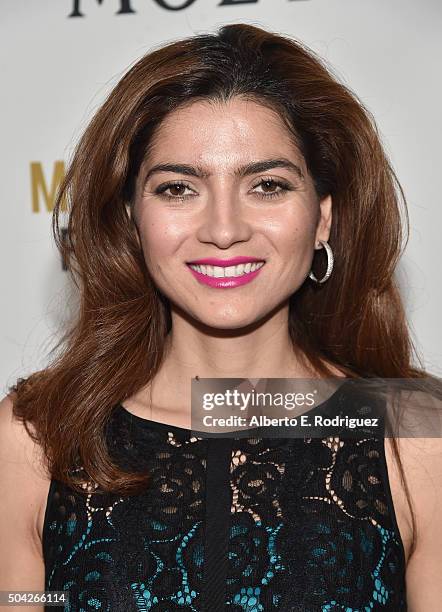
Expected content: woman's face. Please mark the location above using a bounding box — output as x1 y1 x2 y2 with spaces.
133 97 332 329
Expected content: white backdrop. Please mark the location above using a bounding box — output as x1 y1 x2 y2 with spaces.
1 0 441 395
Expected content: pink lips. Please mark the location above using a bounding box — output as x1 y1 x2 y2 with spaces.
187 256 264 267
186 256 265 289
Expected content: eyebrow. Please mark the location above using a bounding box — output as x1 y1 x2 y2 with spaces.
143 157 305 184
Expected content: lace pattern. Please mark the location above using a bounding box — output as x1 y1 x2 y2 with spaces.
43 402 406 611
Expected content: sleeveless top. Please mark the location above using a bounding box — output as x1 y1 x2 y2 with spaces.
43 379 407 611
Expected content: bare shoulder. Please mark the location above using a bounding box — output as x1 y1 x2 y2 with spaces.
384 437 413 563
385 435 442 610
0 393 52 559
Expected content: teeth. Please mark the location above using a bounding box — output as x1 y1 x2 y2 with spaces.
189 262 265 278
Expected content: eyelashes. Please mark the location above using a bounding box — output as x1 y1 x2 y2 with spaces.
152 177 294 202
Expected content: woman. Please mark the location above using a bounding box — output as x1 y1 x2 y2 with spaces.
1 22 441 611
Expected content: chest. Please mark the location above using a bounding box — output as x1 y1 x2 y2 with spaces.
42 434 407 610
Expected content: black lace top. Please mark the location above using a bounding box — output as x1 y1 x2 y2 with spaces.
43 380 407 611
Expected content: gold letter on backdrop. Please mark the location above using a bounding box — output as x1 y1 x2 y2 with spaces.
31 161 66 213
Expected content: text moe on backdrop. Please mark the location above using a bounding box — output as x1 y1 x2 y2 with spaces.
69 0 310 18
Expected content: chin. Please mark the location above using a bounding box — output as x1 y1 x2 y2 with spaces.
193 309 264 332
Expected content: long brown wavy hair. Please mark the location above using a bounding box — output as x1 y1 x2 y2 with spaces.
9 23 438 557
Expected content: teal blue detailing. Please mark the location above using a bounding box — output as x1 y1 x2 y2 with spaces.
63 519 93 564
43 424 407 610
131 581 199 611
151 519 167 531
321 525 398 611
228 521 284 610
66 518 77 536
86 597 101 609
232 586 263 612
130 522 202 611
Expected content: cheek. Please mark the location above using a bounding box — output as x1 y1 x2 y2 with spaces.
262 208 317 253
137 210 187 265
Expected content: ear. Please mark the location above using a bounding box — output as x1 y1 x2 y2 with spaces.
314 194 332 249
125 203 141 247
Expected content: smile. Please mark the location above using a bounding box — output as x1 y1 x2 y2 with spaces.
188 261 264 277
186 261 265 288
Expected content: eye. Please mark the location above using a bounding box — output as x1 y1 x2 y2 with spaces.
251 177 292 200
152 177 293 202
154 180 196 201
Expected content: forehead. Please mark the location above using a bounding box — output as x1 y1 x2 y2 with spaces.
145 97 303 167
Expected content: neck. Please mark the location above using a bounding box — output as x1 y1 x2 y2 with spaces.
124 304 345 421
142 304 323 415
165 305 312 379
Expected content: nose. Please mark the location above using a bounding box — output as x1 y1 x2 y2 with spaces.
195 188 253 249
